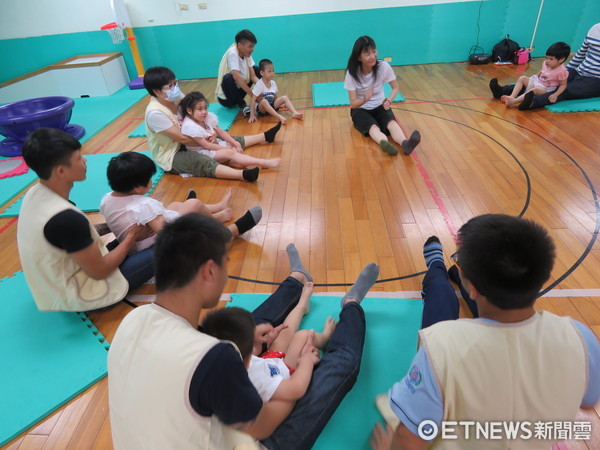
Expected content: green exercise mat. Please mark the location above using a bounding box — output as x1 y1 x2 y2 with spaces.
546 97 600 112
0 150 163 217
229 294 422 449
0 271 110 446
312 82 405 107
0 87 147 211
128 102 241 137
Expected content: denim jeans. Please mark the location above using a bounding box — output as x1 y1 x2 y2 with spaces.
252 276 304 326
118 246 155 292
421 260 460 328
261 302 366 450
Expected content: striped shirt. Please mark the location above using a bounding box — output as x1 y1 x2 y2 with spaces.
567 23 600 78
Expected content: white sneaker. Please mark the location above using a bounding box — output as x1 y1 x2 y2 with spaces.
242 106 251 116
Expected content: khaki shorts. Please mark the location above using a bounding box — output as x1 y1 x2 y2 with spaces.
170 148 220 178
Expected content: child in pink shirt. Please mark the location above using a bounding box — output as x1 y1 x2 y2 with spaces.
501 42 570 108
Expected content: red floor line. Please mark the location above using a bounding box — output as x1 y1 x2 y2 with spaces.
411 151 459 241
393 120 459 242
90 118 143 155
0 217 18 235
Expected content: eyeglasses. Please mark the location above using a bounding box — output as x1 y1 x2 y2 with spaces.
451 251 460 270
163 80 178 90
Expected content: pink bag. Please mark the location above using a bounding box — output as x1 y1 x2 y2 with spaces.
513 48 530 65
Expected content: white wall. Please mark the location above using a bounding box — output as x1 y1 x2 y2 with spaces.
0 0 478 39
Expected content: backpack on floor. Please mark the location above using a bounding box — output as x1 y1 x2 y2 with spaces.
492 35 520 62
513 48 530 65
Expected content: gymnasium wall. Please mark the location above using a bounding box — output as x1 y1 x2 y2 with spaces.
1 0 598 85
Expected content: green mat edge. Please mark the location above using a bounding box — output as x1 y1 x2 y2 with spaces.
545 98 600 112
0 271 110 446
312 81 405 107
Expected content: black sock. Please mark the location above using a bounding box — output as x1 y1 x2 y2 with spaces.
242 167 259 182
186 189 197 200
264 122 282 143
489 78 503 98
518 91 534 110
234 206 262 235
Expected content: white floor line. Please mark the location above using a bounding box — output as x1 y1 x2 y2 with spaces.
127 289 600 304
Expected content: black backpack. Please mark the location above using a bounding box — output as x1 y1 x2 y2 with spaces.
492 35 520 62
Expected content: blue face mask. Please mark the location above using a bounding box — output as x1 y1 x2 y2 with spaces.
165 84 181 102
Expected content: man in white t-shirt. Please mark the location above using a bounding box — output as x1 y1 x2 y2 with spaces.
215 29 260 112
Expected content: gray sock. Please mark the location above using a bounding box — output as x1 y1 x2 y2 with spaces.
234 206 262 235
286 243 313 282
341 263 380 306
249 206 262 223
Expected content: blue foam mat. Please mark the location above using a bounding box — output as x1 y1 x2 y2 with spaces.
128 102 240 137
0 150 163 217
545 97 600 112
312 81 405 107
0 272 110 446
229 294 422 449
0 87 147 211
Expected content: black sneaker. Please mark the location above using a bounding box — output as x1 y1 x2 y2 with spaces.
489 78 502 98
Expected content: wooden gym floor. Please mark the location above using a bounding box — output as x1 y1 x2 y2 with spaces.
1 59 599 449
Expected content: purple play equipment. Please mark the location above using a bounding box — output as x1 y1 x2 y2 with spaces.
0 96 85 157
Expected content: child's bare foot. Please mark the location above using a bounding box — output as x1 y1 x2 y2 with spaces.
213 207 233 223
278 116 287 125
504 97 517 107
298 281 314 315
500 95 510 104
261 158 281 169
292 112 304 120
217 188 232 210
320 317 337 345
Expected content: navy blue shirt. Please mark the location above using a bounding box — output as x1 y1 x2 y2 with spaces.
189 342 262 425
44 209 93 253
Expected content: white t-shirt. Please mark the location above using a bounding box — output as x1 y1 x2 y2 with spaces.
227 47 255 87
343 60 396 110
146 95 184 133
100 193 180 253
247 355 290 402
252 78 278 103
180 113 225 156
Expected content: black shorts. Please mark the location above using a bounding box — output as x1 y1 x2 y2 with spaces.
350 105 395 136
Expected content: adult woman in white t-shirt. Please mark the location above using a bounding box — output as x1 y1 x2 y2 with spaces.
344 36 421 156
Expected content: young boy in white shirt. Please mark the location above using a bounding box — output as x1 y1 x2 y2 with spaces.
248 59 304 125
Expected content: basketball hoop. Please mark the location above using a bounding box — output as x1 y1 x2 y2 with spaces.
101 22 125 44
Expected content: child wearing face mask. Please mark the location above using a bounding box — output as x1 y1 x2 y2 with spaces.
179 91 282 170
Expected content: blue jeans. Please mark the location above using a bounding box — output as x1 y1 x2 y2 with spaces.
118 246 155 292
421 260 460 328
252 276 304 326
261 302 366 450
